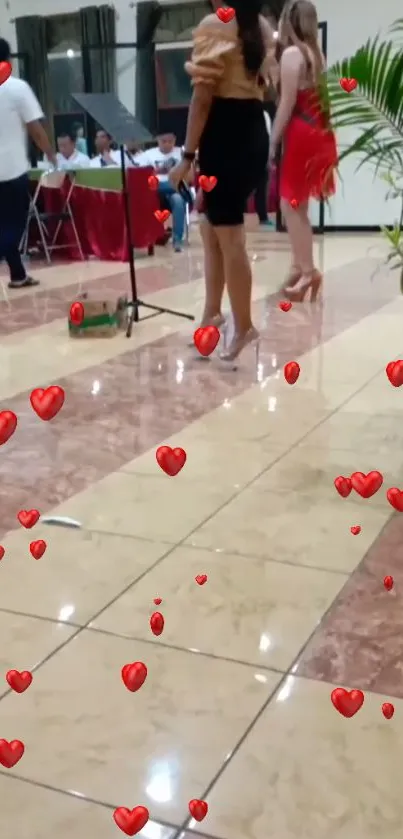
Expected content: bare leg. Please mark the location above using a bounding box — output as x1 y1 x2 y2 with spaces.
281 198 322 301
281 198 314 275
199 216 225 324
214 224 254 334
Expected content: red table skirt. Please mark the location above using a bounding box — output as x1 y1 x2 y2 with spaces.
34 167 164 262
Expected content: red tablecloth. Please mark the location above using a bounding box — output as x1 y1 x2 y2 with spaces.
34 167 164 261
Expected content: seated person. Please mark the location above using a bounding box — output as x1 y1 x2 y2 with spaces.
55 132 91 169
137 133 188 252
90 129 120 167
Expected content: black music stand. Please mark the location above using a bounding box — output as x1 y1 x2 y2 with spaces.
72 93 194 337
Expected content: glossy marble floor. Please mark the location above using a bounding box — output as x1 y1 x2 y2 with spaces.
1 224 403 839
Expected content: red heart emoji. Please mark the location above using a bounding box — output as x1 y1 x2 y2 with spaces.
350 470 383 498
0 546 5 561
150 611 164 636
0 410 17 445
69 301 84 326
331 687 364 717
30 386 65 421
384 575 394 591
148 174 159 190
189 799 208 821
350 525 361 535
382 701 394 719
193 325 220 357
283 361 300 384
121 662 147 693
17 509 40 529
153 597 162 605
113 805 149 836
290 198 299 209
0 739 25 768
156 445 186 476
29 539 47 560
278 300 292 312
215 6 235 22
0 61 12 86
154 209 170 223
195 574 207 585
339 77 357 93
199 175 217 192
386 360 403 387
334 476 352 498
386 487 403 512
6 670 33 693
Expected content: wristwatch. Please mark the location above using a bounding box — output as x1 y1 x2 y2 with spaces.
183 151 196 162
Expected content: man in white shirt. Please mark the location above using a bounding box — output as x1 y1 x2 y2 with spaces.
137 133 186 251
0 38 57 288
56 132 90 169
90 129 120 168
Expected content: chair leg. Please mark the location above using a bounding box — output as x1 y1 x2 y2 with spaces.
69 212 85 260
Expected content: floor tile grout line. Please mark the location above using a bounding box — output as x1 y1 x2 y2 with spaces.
0 354 390 705
0 770 184 833
0 769 224 839
70 350 395 635
0 543 182 705
172 509 398 838
81 625 288 675
0 605 287 680
0 287 397 831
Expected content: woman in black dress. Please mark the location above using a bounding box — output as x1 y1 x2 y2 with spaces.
169 0 278 362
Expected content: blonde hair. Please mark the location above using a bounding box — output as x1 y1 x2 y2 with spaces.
281 0 324 82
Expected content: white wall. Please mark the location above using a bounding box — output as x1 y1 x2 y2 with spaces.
316 0 402 227
0 0 137 113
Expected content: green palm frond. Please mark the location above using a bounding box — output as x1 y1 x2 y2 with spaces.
323 32 403 173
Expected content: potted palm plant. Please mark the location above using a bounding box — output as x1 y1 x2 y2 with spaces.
324 19 403 286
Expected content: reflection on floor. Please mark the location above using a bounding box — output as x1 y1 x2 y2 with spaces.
1 225 403 839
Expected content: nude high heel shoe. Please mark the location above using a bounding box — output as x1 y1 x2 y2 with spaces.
219 326 260 365
189 313 227 350
278 265 302 293
284 269 323 302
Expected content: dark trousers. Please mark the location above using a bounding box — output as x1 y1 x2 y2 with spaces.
0 173 29 281
253 166 269 222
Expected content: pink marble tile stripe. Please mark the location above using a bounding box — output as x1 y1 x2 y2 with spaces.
0 248 265 337
297 511 403 698
0 257 396 540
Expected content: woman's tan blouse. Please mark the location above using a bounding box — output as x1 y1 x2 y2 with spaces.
185 14 278 100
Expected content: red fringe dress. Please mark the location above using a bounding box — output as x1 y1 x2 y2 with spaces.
279 88 338 203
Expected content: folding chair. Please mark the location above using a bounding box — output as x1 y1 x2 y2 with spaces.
21 171 84 263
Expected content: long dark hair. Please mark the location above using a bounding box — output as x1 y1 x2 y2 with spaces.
232 0 265 76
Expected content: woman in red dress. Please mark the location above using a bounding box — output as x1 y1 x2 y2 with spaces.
269 0 337 301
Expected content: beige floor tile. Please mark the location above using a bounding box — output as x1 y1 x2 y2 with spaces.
48 471 234 542
304 409 403 458
0 629 280 824
181 387 331 448
340 371 403 414
91 546 347 671
0 777 175 839
254 444 401 507
0 526 171 624
186 487 389 573
121 434 282 490
196 676 403 839
0 612 75 694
